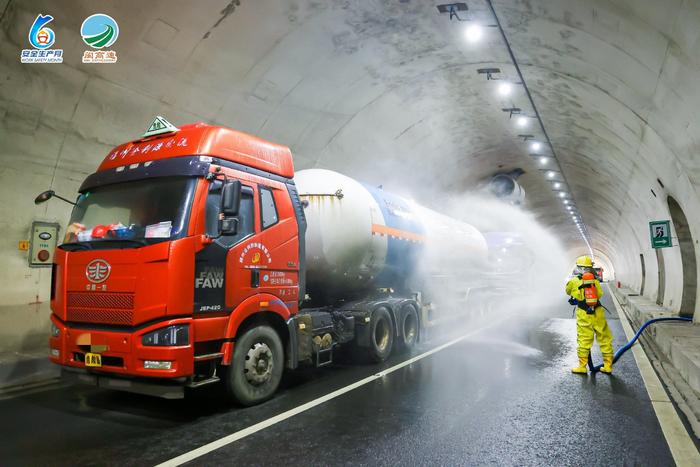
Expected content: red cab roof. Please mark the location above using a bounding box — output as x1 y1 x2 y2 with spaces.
99 122 294 178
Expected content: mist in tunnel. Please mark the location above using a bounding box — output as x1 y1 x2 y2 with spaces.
404 185 570 344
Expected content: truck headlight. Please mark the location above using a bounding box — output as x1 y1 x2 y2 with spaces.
141 325 189 346
51 323 60 338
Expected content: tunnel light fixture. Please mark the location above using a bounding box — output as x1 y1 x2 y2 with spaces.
547 171 556 179
516 116 528 127
465 24 483 42
554 182 562 189
563 199 569 204
539 156 548 165
498 82 512 96
477 67 502 80
530 141 542 152
437 3 469 21
559 191 567 198
502 107 521 118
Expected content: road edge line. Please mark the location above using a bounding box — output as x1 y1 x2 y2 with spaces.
607 284 700 466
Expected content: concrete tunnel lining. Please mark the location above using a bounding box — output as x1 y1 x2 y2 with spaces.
3 2 700 464
2 0 700 352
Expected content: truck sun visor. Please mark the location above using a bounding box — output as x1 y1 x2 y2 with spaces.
79 156 211 192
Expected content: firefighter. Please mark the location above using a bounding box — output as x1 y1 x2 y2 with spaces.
565 255 614 374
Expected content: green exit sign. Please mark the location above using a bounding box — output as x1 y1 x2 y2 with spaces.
649 220 672 249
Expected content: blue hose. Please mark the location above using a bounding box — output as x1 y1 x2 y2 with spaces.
587 316 693 373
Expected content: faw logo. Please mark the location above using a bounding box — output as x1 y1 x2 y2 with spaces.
195 267 224 288
86 259 111 283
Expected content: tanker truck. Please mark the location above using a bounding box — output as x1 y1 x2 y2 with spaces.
38 118 487 406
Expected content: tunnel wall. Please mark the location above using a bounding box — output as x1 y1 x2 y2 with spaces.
499 0 700 320
0 2 199 352
2 0 700 356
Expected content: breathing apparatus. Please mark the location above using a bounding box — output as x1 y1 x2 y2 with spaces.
578 272 598 314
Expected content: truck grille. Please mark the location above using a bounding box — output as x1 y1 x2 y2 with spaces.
67 292 135 325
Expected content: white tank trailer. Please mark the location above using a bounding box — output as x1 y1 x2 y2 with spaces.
288 169 508 367
295 169 489 303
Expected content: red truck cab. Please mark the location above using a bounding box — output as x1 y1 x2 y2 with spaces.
46 120 307 404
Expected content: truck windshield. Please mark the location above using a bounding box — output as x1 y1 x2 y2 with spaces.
63 177 196 248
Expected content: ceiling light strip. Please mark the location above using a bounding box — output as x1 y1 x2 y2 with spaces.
483 0 591 249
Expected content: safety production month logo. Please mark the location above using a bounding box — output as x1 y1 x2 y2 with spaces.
81 13 119 63
21 14 64 63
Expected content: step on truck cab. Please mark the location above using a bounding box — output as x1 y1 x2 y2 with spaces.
40 118 428 405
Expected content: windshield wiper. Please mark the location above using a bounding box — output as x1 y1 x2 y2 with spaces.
59 242 93 251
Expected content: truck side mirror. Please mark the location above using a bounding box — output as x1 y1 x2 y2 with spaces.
221 181 241 216
34 189 77 206
35 190 55 204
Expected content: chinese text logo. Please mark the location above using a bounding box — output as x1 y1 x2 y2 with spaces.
21 14 63 63
81 14 119 63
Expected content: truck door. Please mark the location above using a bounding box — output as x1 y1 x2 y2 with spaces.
193 181 255 313
225 182 300 313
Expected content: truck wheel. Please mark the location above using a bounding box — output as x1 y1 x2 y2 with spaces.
225 325 284 406
398 304 419 351
367 307 394 363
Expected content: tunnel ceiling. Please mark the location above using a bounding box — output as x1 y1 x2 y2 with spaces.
2 0 699 262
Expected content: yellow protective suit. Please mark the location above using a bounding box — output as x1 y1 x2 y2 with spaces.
565 275 613 363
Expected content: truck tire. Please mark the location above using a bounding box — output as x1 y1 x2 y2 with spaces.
367 307 394 363
225 325 284 406
398 304 419 351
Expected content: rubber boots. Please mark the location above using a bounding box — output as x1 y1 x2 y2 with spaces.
600 353 613 374
571 356 588 374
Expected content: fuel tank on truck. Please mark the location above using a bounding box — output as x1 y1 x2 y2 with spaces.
294 169 488 300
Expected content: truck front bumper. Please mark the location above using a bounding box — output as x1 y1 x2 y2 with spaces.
49 314 195 380
61 367 186 399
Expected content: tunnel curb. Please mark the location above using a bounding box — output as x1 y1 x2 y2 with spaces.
610 285 700 444
0 353 60 395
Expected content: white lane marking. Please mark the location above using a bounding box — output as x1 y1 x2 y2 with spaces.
607 285 700 466
156 318 507 467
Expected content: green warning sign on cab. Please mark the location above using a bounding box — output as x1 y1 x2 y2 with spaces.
649 220 672 249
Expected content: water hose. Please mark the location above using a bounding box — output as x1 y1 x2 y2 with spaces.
587 316 693 373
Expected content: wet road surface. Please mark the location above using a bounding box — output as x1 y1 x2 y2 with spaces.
0 289 676 466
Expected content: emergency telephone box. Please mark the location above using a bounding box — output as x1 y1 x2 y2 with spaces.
28 221 60 267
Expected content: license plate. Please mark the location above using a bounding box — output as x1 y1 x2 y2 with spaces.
84 352 102 367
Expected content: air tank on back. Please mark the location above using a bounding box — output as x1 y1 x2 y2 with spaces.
294 169 488 300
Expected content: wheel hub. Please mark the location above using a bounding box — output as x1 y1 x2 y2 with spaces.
404 313 417 343
375 319 390 351
244 342 274 385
